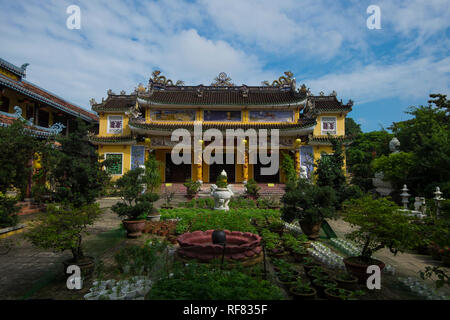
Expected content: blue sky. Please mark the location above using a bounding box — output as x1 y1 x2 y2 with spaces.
0 0 449 132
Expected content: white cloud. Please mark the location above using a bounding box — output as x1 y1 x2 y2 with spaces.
305 57 450 104
0 0 448 117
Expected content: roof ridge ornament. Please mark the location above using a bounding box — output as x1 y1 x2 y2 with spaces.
150 70 183 87
211 72 234 86
262 71 296 88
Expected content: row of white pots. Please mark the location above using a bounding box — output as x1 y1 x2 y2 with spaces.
84 277 152 300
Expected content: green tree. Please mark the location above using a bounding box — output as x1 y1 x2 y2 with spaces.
43 119 110 207
281 153 297 191
315 137 346 191
390 94 450 197
372 152 415 189
346 130 393 191
0 120 42 195
143 154 162 193
342 195 421 261
281 178 338 224
345 117 362 137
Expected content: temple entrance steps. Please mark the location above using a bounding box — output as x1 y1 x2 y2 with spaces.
159 183 286 199
15 200 45 216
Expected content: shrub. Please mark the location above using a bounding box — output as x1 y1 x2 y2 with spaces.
244 179 260 198
114 239 168 276
281 178 338 224
25 203 101 262
342 195 421 262
0 192 19 228
229 197 256 209
146 262 284 300
281 153 297 191
0 120 41 196
160 208 280 234
184 179 202 196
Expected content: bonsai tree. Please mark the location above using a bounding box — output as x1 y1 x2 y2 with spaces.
244 179 260 199
111 167 158 221
26 203 101 263
281 178 338 239
341 195 421 263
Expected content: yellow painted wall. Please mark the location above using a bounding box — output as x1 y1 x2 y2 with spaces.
98 112 131 136
0 67 20 81
313 114 346 136
155 149 167 182
98 144 131 181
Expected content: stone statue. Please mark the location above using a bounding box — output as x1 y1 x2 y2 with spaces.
300 165 308 179
389 137 400 153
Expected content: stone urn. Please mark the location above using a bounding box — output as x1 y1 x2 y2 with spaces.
210 184 233 211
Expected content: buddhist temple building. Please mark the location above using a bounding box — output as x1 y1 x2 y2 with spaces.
91 71 353 184
0 57 99 198
0 57 98 137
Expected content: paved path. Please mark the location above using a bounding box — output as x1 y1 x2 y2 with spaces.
0 200 122 300
328 219 449 291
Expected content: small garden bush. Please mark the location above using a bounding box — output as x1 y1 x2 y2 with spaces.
146 262 283 300
160 208 280 234
114 239 168 276
0 192 19 228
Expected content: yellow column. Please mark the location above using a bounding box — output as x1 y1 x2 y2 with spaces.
196 140 203 183
243 151 249 183
295 149 300 176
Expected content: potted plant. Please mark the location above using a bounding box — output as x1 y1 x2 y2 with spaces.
268 221 285 236
147 206 161 222
281 179 338 239
161 190 175 209
292 246 309 263
302 257 322 274
289 279 317 300
184 179 202 199
111 168 159 238
324 282 364 300
333 272 359 290
276 267 299 288
312 277 337 299
341 195 421 283
306 266 330 282
244 179 260 200
26 203 101 277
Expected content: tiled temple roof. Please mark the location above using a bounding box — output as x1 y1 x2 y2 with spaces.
0 112 64 138
0 58 26 78
0 73 98 122
308 135 353 145
91 94 137 112
308 95 353 114
138 86 308 106
88 135 136 145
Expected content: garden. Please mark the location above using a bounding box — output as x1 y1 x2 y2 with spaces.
0 94 449 300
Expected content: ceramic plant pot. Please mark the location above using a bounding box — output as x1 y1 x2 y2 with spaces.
122 219 146 238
